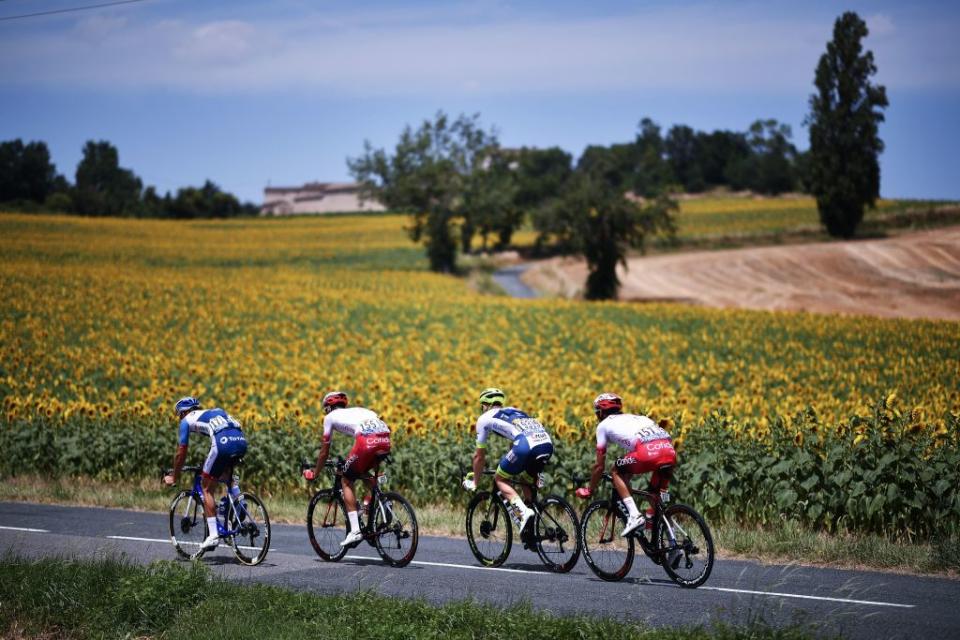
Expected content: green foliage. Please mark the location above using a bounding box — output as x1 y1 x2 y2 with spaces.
3 405 956 542
0 138 61 204
348 111 500 273
534 161 677 299
807 11 888 238
73 140 144 217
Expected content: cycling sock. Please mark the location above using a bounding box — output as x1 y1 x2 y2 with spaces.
509 496 529 524
623 497 641 519
206 516 218 536
347 510 360 532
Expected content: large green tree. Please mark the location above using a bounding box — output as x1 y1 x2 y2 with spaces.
73 140 142 216
348 112 497 273
534 153 676 300
0 139 60 204
807 11 888 238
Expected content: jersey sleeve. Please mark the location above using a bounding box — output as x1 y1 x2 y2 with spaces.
178 418 191 446
322 415 334 442
474 417 488 448
595 424 607 453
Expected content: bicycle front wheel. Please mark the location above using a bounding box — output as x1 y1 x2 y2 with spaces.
657 503 714 588
534 495 580 573
372 491 419 567
169 490 206 560
229 492 271 566
580 500 634 581
465 491 512 567
307 489 349 561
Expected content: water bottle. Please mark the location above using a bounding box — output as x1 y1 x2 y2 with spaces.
218 497 229 517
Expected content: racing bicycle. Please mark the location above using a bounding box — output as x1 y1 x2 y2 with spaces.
464 468 580 572
578 467 714 587
166 464 271 566
301 456 418 568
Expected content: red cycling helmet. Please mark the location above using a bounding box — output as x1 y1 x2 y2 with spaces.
322 391 348 414
593 392 623 418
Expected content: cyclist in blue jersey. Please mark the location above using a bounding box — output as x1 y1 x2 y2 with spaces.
461 388 553 533
163 396 248 553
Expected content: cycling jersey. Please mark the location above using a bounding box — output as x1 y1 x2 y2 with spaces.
475 407 553 480
323 407 390 442
179 408 247 478
595 413 669 454
475 407 552 449
598 413 675 490
324 407 391 479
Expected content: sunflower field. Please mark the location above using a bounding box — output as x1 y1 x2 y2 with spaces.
1 211 958 539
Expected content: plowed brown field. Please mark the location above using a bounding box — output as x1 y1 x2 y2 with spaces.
523 226 960 320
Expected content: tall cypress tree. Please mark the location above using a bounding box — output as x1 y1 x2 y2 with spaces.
807 12 888 239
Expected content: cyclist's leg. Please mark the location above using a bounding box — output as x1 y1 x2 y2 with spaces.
612 450 645 533
518 441 553 502
494 437 528 502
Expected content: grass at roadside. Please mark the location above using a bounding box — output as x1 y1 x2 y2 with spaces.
0 555 821 640
2 475 955 578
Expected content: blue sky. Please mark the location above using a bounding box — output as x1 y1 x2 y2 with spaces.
2 0 958 204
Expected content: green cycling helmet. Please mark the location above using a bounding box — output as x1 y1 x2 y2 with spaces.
478 387 506 406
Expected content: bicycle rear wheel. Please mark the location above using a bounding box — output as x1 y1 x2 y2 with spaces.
533 495 580 573
465 491 512 567
657 503 714 588
372 491 418 567
580 499 634 581
307 489 349 561
169 490 206 559
229 492 271 566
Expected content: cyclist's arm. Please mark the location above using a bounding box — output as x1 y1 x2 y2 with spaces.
471 446 486 483
170 418 191 483
588 448 606 494
313 438 331 478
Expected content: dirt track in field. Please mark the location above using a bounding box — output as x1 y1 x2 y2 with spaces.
522 226 960 320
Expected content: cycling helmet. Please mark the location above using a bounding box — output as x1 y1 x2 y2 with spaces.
322 391 348 414
175 396 201 417
593 392 623 418
478 387 506 407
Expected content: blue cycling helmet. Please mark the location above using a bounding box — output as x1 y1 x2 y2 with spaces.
175 396 201 417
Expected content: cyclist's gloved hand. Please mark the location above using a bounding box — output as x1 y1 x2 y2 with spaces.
462 471 476 492
303 469 316 481
575 486 592 499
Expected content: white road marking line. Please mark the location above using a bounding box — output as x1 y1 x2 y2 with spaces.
98 538 916 608
345 555 536 574
703 586 914 608
0 525 49 533
106 535 271 552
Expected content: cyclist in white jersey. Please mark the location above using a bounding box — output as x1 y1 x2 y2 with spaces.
303 391 391 547
163 396 247 552
461 387 554 533
575 392 676 537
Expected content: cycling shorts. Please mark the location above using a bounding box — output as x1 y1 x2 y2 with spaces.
343 433 391 480
202 428 248 479
496 434 553 480
614 438 676 489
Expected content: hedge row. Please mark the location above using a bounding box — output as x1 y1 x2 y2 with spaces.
1 405 957 540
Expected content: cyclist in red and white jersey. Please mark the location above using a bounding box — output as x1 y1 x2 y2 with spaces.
303 391 391 547
575 392 676 537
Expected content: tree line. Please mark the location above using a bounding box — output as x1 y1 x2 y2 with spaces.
350 11 887 299
0 139 257 218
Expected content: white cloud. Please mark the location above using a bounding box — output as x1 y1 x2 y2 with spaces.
0 4 956 95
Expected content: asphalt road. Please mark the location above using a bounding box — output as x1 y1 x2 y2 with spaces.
1 502 958 638
492 264 539 298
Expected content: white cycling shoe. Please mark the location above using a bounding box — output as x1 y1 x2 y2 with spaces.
518 507 536 533
621 514 645 537
198 533 220 552
340 529 363 547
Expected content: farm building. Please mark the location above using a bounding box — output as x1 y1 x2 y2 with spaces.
260 182 385 215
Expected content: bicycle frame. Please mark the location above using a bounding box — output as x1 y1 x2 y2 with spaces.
314 459 393 538
601 476 676 562
187 468 251 538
